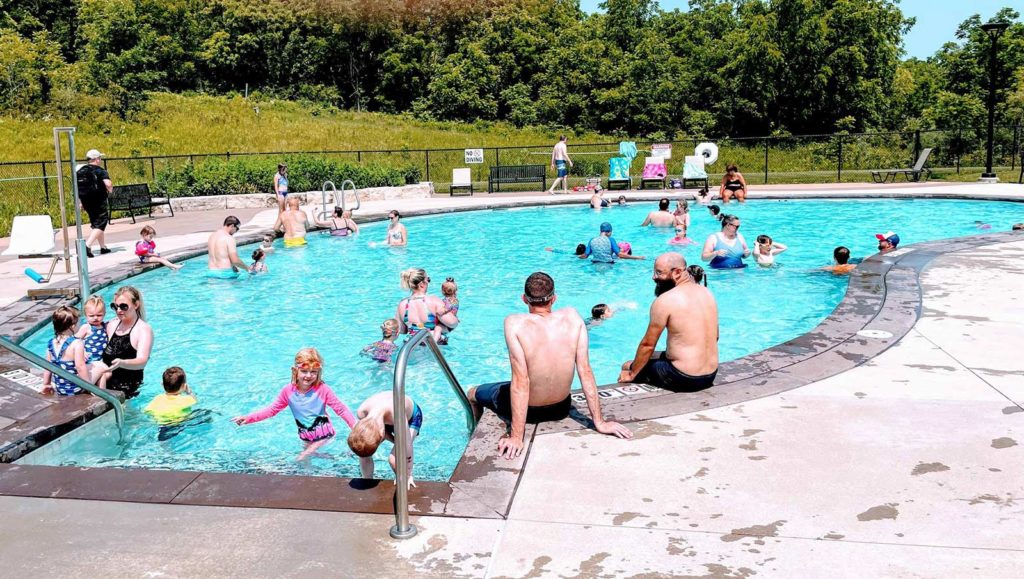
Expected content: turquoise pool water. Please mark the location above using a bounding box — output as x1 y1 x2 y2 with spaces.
20 198 1023 480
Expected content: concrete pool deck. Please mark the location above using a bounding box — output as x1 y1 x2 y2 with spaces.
0 182 1022 576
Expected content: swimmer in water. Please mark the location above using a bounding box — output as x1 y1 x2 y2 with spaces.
753 234 788 267
361 319 399 363
616 195 628 206
314 207 360 237
822 246 856 274
545 243 587 256
668 225 695 246
259 233 275 254
1013 223 1024 231
701 214 749 269
585 303 613 328
974 221 992 230
249 248 267 274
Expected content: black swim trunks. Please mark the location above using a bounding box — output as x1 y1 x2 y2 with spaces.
633 353 717 393
473 381 571 424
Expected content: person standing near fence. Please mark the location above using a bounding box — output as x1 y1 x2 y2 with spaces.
273 164 289 213
547 135 573 195
76 149 113 258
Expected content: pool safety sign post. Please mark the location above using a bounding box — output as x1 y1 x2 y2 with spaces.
651 143 672 159
465 149 484 164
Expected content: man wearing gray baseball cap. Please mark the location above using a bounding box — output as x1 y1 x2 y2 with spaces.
75 149 113 257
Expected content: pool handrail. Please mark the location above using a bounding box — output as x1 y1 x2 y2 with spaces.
390 329 477 540
319 180 337 221
339 179 360 213
0 336 125 444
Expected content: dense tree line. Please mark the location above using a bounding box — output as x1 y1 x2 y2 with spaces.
1 0 1021 137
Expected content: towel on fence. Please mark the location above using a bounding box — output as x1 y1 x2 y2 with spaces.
609 157 631 180
618 141 638 161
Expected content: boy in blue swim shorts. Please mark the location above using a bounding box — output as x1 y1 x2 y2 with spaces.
348 391 423 488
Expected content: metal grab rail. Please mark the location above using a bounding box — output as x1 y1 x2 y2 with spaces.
390 330 476 540
319 180 337 221
0 337 125 444
339 179 360 213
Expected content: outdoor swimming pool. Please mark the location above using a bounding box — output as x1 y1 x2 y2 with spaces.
19 197 1024 481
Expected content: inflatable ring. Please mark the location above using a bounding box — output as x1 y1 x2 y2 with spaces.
696 142 719 165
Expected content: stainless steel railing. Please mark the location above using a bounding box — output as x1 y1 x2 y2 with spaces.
0 336 125 443
390 330 476 539
339 179 360 213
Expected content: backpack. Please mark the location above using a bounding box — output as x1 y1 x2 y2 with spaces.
76 165 102 199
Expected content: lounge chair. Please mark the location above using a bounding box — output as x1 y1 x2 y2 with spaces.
608 157 632 190
682 155 709 189
871 148 933 183
450 168 473 196
2 215 63 283
640 156 667 189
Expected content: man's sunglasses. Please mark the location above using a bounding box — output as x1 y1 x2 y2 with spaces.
110 302 131 312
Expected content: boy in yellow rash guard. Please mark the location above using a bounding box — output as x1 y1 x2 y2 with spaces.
145 366 197 425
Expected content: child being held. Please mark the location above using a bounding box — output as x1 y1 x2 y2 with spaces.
249 248 268 274
362 319 399 363
232 347 356 460
42 306 90 395
823 246 856 274
438 277 460 344
348 391 423 489
75 295 108 383
753 234 788 266
135 226 183 270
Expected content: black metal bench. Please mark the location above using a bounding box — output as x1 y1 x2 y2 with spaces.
109 183 174 223
488 165 546 193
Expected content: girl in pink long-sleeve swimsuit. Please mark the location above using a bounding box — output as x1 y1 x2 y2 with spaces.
232 348 356 460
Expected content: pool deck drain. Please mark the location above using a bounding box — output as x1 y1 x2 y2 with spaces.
0 182 1022 576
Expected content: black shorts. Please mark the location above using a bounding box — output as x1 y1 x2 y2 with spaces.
633 353 717 393
473 381 571 424
81 198 109 230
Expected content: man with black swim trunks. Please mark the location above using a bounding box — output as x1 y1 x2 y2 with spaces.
619 252 719 392
469 272 632 459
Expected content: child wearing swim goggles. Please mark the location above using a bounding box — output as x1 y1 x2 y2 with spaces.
361 319 399 363
232 348 356 460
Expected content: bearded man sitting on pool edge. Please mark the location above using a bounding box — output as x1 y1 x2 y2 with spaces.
469 272 633 459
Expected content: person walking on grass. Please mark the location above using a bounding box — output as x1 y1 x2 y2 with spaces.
76 149 113 258
548 135 573 195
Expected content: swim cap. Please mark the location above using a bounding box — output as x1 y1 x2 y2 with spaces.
618 241 632 254
600 222 613 233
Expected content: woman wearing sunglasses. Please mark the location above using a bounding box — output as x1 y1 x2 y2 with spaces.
97 286 154 399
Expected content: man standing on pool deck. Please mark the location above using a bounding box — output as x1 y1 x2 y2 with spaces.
206 216 249 278
619 252 719 392
76 149 114 258
469 272 632 460
547 135 573 195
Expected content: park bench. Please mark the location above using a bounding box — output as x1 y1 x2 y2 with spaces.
109 183 174 223
488 165 546 193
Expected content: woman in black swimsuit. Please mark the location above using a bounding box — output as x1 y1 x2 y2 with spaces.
719 164 748 204
100 286 154 399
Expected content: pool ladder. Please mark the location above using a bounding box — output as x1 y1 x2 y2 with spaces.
389 330 477 540
318 180 359 221
0 336 125 444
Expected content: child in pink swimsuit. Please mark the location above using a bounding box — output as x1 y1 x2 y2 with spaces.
232 348 356 460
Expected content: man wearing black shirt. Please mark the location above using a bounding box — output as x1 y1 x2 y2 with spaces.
76 149 113 258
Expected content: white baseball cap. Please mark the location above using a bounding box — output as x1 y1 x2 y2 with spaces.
85 149 104 159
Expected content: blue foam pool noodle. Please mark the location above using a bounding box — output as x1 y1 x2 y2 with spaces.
25 268 44 283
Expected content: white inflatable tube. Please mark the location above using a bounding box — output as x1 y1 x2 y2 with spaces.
695 142 719 165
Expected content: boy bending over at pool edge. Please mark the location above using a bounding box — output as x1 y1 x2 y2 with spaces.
348 391 422 489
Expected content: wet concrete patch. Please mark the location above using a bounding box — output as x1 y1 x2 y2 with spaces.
991 437 1018 449
721 520 786 542
911 462 951 476
857 503 899 521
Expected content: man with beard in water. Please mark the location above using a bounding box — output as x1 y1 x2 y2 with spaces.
618 252 719 391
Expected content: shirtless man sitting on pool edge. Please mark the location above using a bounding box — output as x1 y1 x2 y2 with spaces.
469 272 632 459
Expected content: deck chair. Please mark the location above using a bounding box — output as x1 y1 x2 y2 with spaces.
608 157 632 190
2 215 63 283
871 148 933 184
450 168 473 196
640 156 667 189
682 155 709 189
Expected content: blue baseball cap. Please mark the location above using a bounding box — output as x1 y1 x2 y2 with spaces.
600 222 613 233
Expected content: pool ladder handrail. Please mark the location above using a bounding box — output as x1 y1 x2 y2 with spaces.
390 330 477 540
319 180 360 221
0 336 125 444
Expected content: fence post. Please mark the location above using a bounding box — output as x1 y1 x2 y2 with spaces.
956 128 962 174
357 151 362 163
150 157 156 181
425 150 430 182
763 138 769 184
913 130 921 166
1012 125 1019 171
226 151 231 161
836 136 843 183
41 161 50 205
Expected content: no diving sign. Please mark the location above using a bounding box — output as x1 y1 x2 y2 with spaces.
464 149 484 164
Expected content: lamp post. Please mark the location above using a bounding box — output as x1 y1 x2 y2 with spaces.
980 21 1009 182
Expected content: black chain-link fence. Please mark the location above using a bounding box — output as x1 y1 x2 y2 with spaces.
2 127 1022 235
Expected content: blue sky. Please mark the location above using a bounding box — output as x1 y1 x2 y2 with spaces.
578 0 1014 60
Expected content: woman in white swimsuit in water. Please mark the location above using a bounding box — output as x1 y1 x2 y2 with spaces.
386 210 407 247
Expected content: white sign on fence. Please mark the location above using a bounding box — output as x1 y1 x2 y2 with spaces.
465 149 484 164
651 143 672 159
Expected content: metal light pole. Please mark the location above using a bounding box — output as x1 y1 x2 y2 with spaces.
980 22 1009 182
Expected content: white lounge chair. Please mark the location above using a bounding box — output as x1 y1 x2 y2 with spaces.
3 215 63 283
682 155 709 189
450 168 473 196
871 148 933 183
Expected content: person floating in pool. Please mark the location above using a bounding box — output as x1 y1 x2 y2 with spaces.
875 231 900 254
545 243 587 256
823 246 856 275
580 222 646 263
362 319 399 363
348 391 423 489
701 214 749 269
753 234 788 267
274 196 309 248
619 253 719 392
468 272 632 460
640 198 676 227
232 347 357 461
974 221 991 230
206 216 250 279
585 303 613 328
